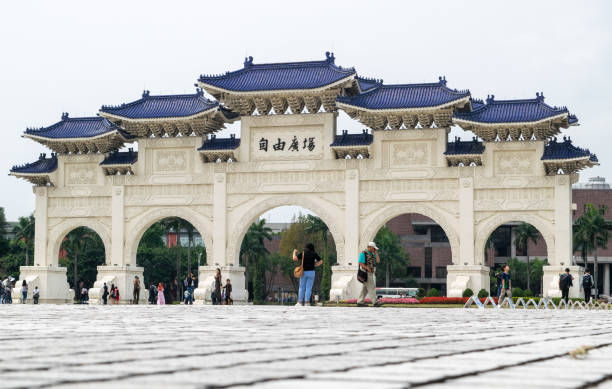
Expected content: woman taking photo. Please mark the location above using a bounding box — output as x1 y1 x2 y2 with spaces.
293 243 322 306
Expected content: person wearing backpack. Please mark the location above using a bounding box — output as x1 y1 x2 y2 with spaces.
582 268 594 303
559 268 574 303
356 242 382 307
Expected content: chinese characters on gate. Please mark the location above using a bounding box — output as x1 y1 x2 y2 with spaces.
259 136 316 152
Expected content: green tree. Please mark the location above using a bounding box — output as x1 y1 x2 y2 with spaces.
162 217 185 300
185 223 195 274
374 225 409 287
60 227 96 298
574 203 610 296
240 219 272 303
513 223 539 291
140 222 165 248
13 215 35 266
304 215 332 300
0 207 9 256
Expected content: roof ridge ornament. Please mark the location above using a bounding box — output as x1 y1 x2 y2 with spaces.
325 51 335 64
142 90 150 99
244 56 253 68
536 92 545 102
438 76 447 86
61 112 69 120
486 95 495 104
195 88 204 97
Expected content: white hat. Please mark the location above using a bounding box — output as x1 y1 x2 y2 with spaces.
367 241 378 250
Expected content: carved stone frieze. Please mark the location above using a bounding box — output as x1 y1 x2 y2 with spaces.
65 163 98 186
124 184 213 206
474 188 554 211
494 151 535 176
153 150 188 173
48 197 111 217
390 142 431 167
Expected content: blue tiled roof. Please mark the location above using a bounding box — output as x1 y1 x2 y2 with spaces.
356 77 382 93
24 114 132 139
470 98 485 110
199 52 356 92
198 135 240 150
337 77 470 110
100 89 226 119
454 93 577 125
542 137 597 161
444 137 484 155
330 130 373 147
10 153 58 174
100 149 138 165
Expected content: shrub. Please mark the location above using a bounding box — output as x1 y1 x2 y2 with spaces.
523 289 534 297
462 288 474 298
512 287 524 297
426 288 440 297
416 288 426 298
419 297 467 304
477 289 489 298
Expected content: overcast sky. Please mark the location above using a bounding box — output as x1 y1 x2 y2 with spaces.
1 0 611 222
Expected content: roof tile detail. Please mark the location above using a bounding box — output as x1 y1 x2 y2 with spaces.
100 149 138 165
10 153 58 174
542 137 597 162
330 130 373 147
24 114 130 140
198 135 241 151
444 137 485 155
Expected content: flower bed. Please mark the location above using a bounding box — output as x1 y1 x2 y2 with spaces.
419 297 498 304
342 297 419 304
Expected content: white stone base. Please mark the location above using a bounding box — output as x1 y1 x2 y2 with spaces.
88 265 148 305
193 265 247 304
446 265 490 297
12 266 72 304
329 265 362 302
543 265 584 298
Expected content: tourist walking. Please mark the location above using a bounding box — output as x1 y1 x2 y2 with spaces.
223 278 232 305
109 283 116 305
559 268 574 303
494 269 503 298
33 286 39 304
293 243 323 306
133 276 141 305
185 272 195 304
80 286 88 304
498 265 512 305
102 282 109 305
21 280 28 304
148 284 157 304
356 242 381 307
113 286 120 304
582 268 594 303
214 268 222 305
157 282 165 305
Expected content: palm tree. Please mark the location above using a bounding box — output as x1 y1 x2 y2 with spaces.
304 215 331 299
61 227 94 298
240 219 272 302
513 223 539 291
574 204 610 297
162 217 184 301
13 215 35 266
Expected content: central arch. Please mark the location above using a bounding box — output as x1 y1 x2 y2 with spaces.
360 202 460 265
226 195 345 266
125 207 213 266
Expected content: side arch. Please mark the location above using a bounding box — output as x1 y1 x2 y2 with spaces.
226 195 345 266
124 207 213 266
360 202 460 265
47 218 112 267
474 212 555 266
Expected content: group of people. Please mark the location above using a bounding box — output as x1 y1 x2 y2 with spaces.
101 282 121 304
495 265 596 304
1 279 40 304
212 268 232 305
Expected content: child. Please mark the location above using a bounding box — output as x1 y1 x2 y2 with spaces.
33 286 40 304
223 279 232 305
184 289 191 305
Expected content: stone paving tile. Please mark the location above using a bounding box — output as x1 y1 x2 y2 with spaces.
1 305 611 388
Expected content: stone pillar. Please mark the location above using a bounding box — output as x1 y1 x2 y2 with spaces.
604 264 610 296
446 172 490 297
14 187 72 303
212 167 227 267
330 162 362 301
111 186 125 266
543 175 573 297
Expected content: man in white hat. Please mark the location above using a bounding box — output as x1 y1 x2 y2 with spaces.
357 242 381 307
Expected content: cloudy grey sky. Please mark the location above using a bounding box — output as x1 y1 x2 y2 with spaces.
1 0 611 222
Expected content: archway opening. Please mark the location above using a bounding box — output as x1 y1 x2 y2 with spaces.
371 213 450 296
238 206 337 304
485 222 548 297
136 217 207 304
58 227 106 302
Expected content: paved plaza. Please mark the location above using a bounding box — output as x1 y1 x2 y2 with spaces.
1 305 612 389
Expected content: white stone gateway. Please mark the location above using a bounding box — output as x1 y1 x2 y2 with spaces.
9 53 597 303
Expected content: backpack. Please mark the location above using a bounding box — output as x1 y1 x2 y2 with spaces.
559 274 570 289
583 274 593 289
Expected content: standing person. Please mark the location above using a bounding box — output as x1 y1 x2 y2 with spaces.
214 268 222 305
21 280 28 304
33 286 39 304
102 283 109 305
499 265 512 305
185 273 195 305
293 243 323 306
133 276 141 305
494 268 503 298
149 284 157 304
109 284 116 305
223 279 232 305
559 268 574 304
80 286 88 304
157 282 165 305
356 242 381 307
114 287 120 304
582 268 594 303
